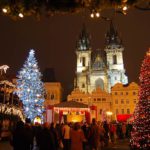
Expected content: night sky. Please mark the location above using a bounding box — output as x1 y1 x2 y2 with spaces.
0 9 149 99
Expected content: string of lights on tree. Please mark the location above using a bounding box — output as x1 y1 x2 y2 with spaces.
0 0 149 20
130 49 150 149
16 49 45 122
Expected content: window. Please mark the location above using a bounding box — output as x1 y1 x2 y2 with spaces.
115 92 118 95
121 99 124 104
94 98 96 101
113 55 117 64
100 109 102 114
102 98 106 101
97 98 101 101
122 109 124 114
82 57 86 66
51 93 54 100
115 99 118 104
126 99 129 104
133 91 136 95
116 109 118 114
134 99 136 104
120 92 123 95
127 109 130 114
82 83 85 88
80 99 82 101
126 92 128 95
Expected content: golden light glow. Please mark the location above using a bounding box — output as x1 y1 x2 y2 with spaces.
18 13 24 18
123 5 128 11
96 12 100 18
67 114 83 122
34 117 42 124
106 111 113 116
90 13 94 18
2 8 8 13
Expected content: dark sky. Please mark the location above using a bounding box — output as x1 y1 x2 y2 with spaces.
0 9 150 98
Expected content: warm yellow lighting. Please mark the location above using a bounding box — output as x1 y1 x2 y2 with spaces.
96 12 100 18
19 13 24 18
122 5 128 11
90 13 94 18
34 117 42 124
106 111 113 116
2 8 8 13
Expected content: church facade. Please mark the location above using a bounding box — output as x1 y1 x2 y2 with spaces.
75 22 128 93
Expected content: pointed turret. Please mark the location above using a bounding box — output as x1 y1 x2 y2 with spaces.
76 24 91 51
105 21 122 47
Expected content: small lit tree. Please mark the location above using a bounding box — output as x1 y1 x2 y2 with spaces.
17 49 45 122
130 49 150 149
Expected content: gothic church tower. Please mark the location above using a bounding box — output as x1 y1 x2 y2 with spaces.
75 25 91 92
104 21 128 90
75 22 128 93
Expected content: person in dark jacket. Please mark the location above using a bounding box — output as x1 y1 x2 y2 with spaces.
37 123 55 150
11 121 33 150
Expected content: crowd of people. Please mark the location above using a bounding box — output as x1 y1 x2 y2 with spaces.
0 118 132 150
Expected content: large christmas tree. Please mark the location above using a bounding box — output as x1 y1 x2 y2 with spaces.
130 49 150 149
17 49 45 122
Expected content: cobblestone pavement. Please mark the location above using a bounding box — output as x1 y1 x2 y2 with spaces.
0 140 13 150
0 139 130 150
104 139 130 150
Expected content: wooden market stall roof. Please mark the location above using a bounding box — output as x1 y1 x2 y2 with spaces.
54 100 88 108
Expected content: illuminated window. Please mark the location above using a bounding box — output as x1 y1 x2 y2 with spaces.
113 55 117 64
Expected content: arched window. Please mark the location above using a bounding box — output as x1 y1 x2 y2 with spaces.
113 55 117 64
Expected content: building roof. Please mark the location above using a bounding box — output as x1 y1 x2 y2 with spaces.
54 100 88 108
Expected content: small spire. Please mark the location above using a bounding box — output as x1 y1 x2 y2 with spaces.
76 23 91 51
105 21 122 46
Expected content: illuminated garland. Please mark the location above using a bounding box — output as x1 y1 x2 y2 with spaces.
0 0 149 20
0 104 25 122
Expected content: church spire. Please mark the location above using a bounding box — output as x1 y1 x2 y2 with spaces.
105 21 122 46
76 23 91 51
